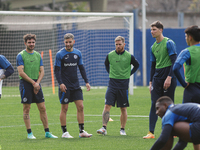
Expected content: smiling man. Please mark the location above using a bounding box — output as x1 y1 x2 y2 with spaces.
54 33 92 138
16 33 57 139
143 21 177 139
150 96 200 150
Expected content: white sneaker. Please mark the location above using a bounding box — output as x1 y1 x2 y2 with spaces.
27 132 36 139
62 132 73 138
97 127 107 135
79 130 92 138
120 130 126 135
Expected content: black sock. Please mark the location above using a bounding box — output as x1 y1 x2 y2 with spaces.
27 129 32 134
44 128 49 132
150 131 154 134
79 123 84 133
103 126 107 130
61 126 67 133
120 128 125 131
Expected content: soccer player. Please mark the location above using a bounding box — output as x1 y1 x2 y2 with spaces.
150 96 200 150
173 25 200 103
96 36 139 136
54 33 92 138
0 55 14 98
16 34 58 139
143 21 177 139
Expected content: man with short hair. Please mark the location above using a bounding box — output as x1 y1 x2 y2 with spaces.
143 21 177 139
54 33 92 138
16 33 57 139
150 96 200 150
97 36 139 136
0 55 14 98
173 25 200 103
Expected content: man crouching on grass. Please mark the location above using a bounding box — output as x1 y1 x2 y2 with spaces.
150 96 200 150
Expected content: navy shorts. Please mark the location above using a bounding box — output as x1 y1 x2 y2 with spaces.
105 87 129 107
190 122 200 144
183 83 200 103
19 79 45 104
59 88 83 104
151 77 177 103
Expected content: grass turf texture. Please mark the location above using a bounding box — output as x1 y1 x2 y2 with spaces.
0 86 194 150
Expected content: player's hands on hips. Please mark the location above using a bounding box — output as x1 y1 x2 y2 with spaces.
163 76 172 90
60 83 67 93
149 82 152 94
86 83 90 91
185 82 189 89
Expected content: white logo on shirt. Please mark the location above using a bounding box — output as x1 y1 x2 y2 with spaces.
65 55 69 59
64 63 77 66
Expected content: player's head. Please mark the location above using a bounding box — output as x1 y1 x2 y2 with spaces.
23 34 36 51
115 36 125 53
64 33 75 51
150 21 164 38
184 25 200 46
155 96 173 118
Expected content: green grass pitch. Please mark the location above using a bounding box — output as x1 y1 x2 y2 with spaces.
0 86 194 150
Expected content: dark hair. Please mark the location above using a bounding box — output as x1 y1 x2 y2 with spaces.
185 25 200 42
23 34 36 43
150 21 164 30
156 96 173 105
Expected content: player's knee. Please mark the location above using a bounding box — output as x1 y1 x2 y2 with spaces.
104 104 111 111
77 104 84 112
23 108 30 114
23 105 31 113
39 106 46 113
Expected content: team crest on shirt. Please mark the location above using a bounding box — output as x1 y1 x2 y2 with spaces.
64 98 68 103
74 55 78 59
23 97 27 102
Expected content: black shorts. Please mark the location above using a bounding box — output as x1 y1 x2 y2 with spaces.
19 79 45 104
105 87 129 107
59 88 83 104
151 77 177 103
190 122 200 145
183 83 200 103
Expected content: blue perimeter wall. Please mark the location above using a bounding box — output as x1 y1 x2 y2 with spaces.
58 28 187 86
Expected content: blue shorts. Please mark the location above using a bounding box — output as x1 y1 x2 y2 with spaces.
183 83 200 103
19 79 45 104
105 87 129 107
190 122 200 144
59 88 83 104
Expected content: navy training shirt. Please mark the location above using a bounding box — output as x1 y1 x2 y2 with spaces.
54 47 84 90
150 103 200 150
162 103 200 128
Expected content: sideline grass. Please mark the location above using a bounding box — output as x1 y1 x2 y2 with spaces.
0 86 194 150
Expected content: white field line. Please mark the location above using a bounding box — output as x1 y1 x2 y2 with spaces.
2 94 50 97
0 114 148 128
1 86 138 97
